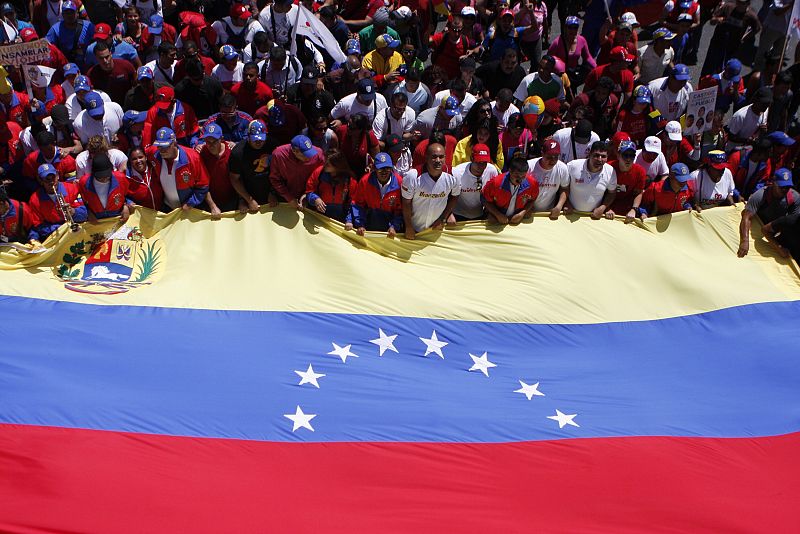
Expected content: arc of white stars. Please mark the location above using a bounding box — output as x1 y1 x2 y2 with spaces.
295 364 325 388
370 329 399 356
468 352 496 377
328 342 358 363
419 330 448 358
284 405 317 432
514 380 545 400
547 410 579 429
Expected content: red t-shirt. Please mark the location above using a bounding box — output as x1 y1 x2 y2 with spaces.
585 64 634 97
231 81 274 116
615 109 649 146
609 160 647 214
430 33 470 80
196 141 236 208
88 59 136 105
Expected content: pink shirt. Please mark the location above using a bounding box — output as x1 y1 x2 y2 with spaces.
548 35 596 70
269 144 325 202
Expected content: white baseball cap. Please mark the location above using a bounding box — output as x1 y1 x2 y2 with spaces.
461 6 476 16
644 136 662 154
620 12 639 27
665 121 682 142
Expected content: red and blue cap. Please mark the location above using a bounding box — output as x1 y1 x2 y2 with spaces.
153 127 177 147
706 150 727 170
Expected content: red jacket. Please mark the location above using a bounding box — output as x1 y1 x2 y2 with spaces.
27 181 88 241
145 145 210 209
22 150 77 184
642 179 694 215
0 199 35 242
350 171 404 231
0 122 25 173
482 172 540 213
78 171 130 219
305 166 357 223
142 101 200 148
0 91 31 128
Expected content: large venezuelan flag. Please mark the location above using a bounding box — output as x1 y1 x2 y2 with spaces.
1 206 799 532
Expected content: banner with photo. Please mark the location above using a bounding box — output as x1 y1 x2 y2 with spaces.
684 87 717 136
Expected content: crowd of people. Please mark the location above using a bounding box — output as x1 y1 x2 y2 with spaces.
0 0 798 259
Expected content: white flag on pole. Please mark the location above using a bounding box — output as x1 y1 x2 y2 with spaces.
789 0 800 40
290 5 347 64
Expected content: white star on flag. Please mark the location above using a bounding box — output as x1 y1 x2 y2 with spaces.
284 405 317 432
419 330 448 358
468 352 496 377
514 380 545 400
295 364 325 388
547 410 580 429
370 328 399 356
328 342 358 363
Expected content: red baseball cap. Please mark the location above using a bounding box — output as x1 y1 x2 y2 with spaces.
472 144 492 163
93 23 112 40
230 3 250 20
610 45 634 62
542 138 561 156
20 27 38 42
610 131 632 149
500 8 514 18
154 86 175 110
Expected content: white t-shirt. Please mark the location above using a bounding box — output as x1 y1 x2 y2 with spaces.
66 90 112 120
634 150 669 182
431 89 476 119
528 158 570 211
726 105 768 150
491 101 520 130
638 45 675 85
566 159 617 212
211 62 244 87
159 158 181 209
401 169 461 231
258 4 297 47
394 81 432 114
691 168 735 207
74 102 124 145
211 18 249 48
257 58 301 94
145 59 176 86
452 161 499 219
648 77 693 122
551 126 600 163
372 106 417 140
92 178 110 208
331 93 388 122
76 149 128 177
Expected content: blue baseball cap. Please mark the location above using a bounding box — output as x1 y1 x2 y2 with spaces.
443 95 461 117
201 122 223 140
725 58 742 81
148 14 164 34
356 78 376 101
153 127 177 147
671 162 691 183
671 64 690 81
374 152 393 169
123 110 146 125
767 131 796 146
291 135 317 158
345 38 361 55
633 85 652 104
37 163 57 179
618 140 637 154
84 91 105 118
63 63 79 76
220 44 238 61
73 75 91 92
247 119 267 142
652 27 675 41
773 167 793 187
565 16 580 27
375 33 400 49
678 0 692 7
62 0 77 11
137 66 153 80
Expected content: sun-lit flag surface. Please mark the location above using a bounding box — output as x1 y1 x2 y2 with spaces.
1 206 799 533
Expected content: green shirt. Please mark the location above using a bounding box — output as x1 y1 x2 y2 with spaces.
358 26 400 54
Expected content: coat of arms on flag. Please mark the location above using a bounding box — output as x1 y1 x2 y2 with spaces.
54 225 164 295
